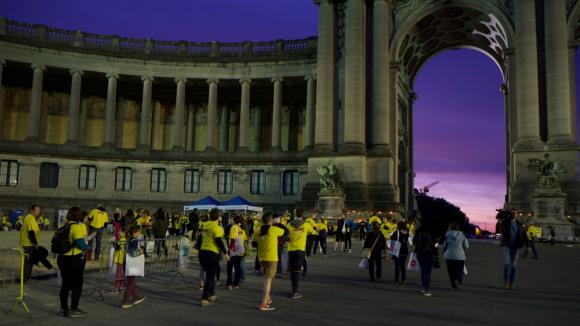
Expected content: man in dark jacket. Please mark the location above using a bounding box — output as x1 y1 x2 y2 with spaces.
499 211 525 290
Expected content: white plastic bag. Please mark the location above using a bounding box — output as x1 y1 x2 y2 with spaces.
463 264 468 275
178 237 191 270
107 245 116 279
390 240 401 257
56 268 62 286
125 254 145 277
406 253 420 272
358 258 369 269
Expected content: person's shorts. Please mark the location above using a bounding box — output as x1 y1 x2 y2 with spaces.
261 261 277 279
336 233 344 242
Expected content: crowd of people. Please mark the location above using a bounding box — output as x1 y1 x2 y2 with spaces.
11 203 546 317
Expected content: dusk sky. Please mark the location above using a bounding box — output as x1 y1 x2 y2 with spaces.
2 0 579 229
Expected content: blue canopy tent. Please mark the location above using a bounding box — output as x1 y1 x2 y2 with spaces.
218 196 263 212
183 196 222 211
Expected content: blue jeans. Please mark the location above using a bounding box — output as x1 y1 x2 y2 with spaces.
417 252 435 291
89 227 104 260
502 247 519 284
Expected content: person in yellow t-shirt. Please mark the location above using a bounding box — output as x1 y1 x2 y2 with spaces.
43 215 51 231
112 227 127 292
286 208 315 299
2 215 11 231
198 209 228 306
57 206 89 318
20 205 42 283
256 212 287 311
314 217 328 257
87 206 109 261
226 214 248 289
304 214 317 258
251 213 263 275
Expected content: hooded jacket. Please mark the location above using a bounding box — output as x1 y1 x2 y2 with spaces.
443 230 469 261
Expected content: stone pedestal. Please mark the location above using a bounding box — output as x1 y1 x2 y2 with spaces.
318 191 345 218
531 192 574 240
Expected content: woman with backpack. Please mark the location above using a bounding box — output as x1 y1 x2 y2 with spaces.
391 222 410 284
443 221 470 290
56 206 89 318
414 224 437 297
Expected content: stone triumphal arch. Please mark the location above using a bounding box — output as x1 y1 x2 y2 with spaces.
0 0 579 237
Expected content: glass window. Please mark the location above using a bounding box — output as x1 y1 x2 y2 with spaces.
217 170 233 194
282 170 299 195
0 160 19 187
79 165 97 190
151 168 167 192
250 170 266 195
115 167 132 191
39 162 59 188
184 169 200 193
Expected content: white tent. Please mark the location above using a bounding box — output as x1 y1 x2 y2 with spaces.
217 196 263 212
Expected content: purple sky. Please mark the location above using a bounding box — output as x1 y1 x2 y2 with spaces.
2 0 579 229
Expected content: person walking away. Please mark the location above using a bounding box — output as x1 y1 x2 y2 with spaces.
344 219 353 253
112 227 127 293
305 214 317 258
391 222 410 284
189 209 200 239
226 214 247 290
549 226 556 246
363 222 386 282
198 209 229 306
286 208 315 299
152 209 169 258
359 219 368 241
256 213 287 311
414 224 437 297
20 205 42 283
274 215 287 278
316 217 328 257
442 221 469 290
57 207 89 318
87 205 108 261
121 225 146 308
311 218 320 257
123 209 136 229
499 211 525 290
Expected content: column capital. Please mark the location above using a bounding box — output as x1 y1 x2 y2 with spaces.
239 78 252 85
105 73 119 79
69 69 84 76
206 78 220 85
141 76 155 82
31 63 46 71
305 73 317 81
174 77 187 84
271 77 284 83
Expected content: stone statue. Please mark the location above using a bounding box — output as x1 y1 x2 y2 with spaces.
317 160 343 192
528 153 567 193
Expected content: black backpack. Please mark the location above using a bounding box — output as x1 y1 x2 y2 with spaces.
51 223 73 254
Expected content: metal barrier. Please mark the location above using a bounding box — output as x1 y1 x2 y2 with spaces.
85 236 191 300
0 248 30 316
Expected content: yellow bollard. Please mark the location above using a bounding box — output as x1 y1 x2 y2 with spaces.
5 247 30 316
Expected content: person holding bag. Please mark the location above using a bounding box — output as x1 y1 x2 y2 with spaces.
226 214 247 290
443 221 469 290
391 222 410 284
414 224 437 297
121 225 146 309
362 222 386 282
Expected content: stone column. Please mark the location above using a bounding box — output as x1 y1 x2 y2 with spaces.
545 0 572 142
0 60 6 139
219 106 230 151
304 74 316 148
27 64 45 141
103 73 119 146
238 78 251 150
173 77 187 150
569 46 577 141
206 79 219 150
151 101 162 149
138 76 154 149
514 0 540 144
342 0 366 153
371 0 391 151
115 98 125 148
186 103 195 151
78 99 87 146
271 77 283 150
314 0 335 152
65 69 83 145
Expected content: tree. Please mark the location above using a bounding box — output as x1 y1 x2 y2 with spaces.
415 194 473 238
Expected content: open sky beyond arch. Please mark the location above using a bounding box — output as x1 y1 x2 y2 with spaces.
2 0 579 229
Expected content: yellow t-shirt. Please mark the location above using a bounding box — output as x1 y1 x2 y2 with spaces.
88 209 109 229
317 222 328 232
139 215 152 227
381 224 391 239
64 222 88 256
257 225 285 262
200 220 225 254
252 220 263 242
114 235 127 264
19 214 40 247
287 222 315 252
229 224 248 242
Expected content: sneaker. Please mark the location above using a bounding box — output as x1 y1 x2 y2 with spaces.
121 303 133 309
60 309 70 318
423 292 433 297
133 297 146 305
291 293 303 300
259 304 276 311
208 295 218 303
420 289 427 293
201 300 213 307
69 309 88 318
226 285 233 291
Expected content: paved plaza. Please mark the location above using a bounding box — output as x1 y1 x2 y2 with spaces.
1 239 579 326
